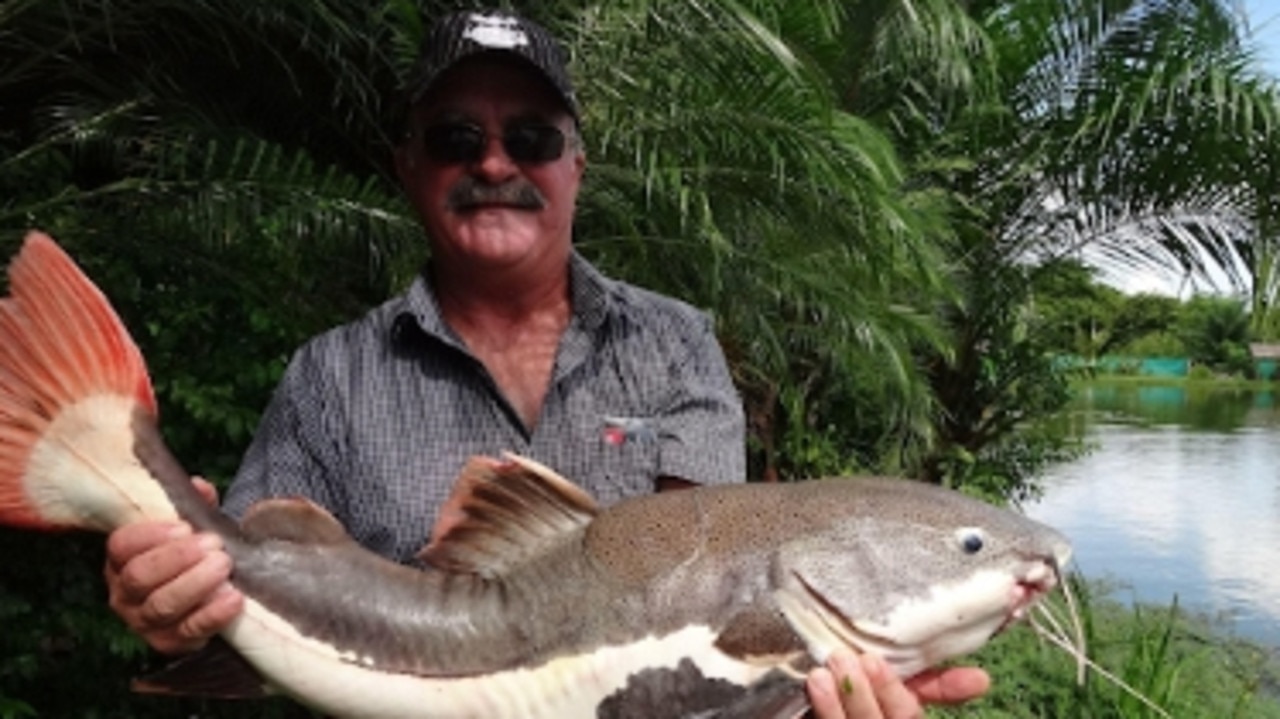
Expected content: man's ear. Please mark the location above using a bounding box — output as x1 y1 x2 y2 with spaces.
393 141 416 185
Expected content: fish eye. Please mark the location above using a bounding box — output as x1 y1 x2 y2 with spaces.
955 527 986 555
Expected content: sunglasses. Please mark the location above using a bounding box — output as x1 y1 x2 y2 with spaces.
417 121 568 165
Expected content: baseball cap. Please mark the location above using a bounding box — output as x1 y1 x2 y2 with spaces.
403 10 580 123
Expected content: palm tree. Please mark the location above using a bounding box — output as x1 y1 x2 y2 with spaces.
551 0 952 479
1 4 426 716
828 0 1280 492
5 0 953 482
2 1 950 712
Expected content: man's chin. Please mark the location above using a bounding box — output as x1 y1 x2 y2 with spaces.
443 228 542 265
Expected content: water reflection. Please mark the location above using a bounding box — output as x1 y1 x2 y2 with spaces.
1027 382 1280 648
1078 382 1276 430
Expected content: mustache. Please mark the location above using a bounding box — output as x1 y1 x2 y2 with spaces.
446 176 546 211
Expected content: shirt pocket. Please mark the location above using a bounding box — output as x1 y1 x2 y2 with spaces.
594 415 660 504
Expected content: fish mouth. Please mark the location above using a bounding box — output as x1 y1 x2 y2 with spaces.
783 556 1064 677
1005 558 1062 622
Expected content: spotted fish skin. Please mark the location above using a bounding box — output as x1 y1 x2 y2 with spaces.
0 233 1072 718
154 457 1067 718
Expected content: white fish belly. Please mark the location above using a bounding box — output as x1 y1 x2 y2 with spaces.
227 598 773 718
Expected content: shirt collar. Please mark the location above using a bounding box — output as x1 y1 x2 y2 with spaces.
395 251 614 347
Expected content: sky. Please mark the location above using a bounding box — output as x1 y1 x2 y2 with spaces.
1244 0 1280 75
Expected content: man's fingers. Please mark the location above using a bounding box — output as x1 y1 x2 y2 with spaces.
174 583 244 643
134 545 231 628
806 666 850 719
103 473 215 571
806 652 988 718
861 654 923 719
106 522 191 574
807 650 881 719
114 533 222 603
191 476 220 506
143 582 242 656
102 494 243 657
903 666 991 705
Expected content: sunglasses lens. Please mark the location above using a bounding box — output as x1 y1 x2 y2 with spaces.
418 122 567 165
504 124 566 163
421 123 485 164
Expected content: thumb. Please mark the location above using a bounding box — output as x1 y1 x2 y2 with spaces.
191 476 220 506
904 666 991 705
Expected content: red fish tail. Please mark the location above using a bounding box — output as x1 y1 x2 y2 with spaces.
0 232 173 532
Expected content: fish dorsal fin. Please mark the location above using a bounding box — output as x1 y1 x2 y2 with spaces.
419 453 599 577
240 497 355 545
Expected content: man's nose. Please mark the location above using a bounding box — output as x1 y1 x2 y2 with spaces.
471 133 519 181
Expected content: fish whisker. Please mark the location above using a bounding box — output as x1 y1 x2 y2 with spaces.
1058 569 1088 685
1032 579 1086 685
1029 612 1172 719
1032 604 1087 688
1030 604 1072 653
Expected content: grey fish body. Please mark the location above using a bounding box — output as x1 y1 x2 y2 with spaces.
148 444 1068 718
0 234 1072 719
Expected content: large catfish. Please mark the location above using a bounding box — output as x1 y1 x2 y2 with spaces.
0 232 1072 718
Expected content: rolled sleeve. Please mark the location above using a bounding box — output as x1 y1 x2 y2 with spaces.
222 343 347 521
654 315 745 487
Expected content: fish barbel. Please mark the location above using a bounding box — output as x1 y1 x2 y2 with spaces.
0 232 1072 718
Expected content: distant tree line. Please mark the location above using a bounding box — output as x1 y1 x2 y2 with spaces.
1031 258 1260 377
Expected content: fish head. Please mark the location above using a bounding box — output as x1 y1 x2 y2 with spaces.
772 478 1071 677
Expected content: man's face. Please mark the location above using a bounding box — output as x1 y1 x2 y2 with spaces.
395 56 584 272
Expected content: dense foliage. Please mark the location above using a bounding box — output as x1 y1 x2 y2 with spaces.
3 0 1280 716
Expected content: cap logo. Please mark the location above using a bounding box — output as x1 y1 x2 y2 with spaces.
463 13 529 49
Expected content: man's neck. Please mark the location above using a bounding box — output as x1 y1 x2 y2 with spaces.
432 253 571 327
430 253 573 429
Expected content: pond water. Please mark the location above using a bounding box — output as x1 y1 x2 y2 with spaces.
1025 382 1280 649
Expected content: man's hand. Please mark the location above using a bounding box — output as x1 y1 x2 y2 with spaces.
103 478 244 655
807 649 990 719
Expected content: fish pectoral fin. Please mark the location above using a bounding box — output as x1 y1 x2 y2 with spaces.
714 606 808 665
240 497 354 545
418 453 599 577
131 637 271 698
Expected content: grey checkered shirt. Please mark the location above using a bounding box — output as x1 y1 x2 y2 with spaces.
222 252 745 564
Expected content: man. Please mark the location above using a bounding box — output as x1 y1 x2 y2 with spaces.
104 10 988 718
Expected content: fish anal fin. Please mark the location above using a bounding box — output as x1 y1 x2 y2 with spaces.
419 453 598 577
131 637 270 699
240 497 353 545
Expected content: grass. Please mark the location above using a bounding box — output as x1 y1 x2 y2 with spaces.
933 577 1280 718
